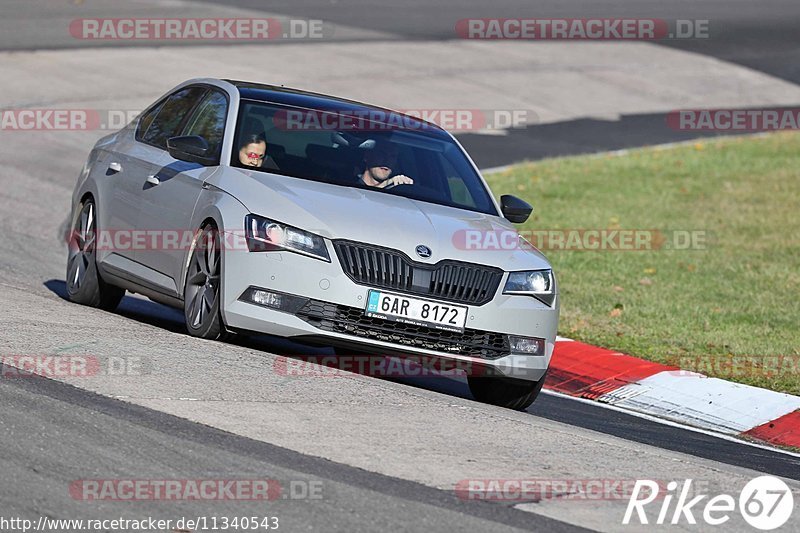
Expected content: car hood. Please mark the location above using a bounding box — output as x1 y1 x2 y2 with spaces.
212 168 552 271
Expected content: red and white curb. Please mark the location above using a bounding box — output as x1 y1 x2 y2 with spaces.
546 337 800 449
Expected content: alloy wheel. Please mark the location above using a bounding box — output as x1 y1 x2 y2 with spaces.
67 201 96 291
185 227 221 329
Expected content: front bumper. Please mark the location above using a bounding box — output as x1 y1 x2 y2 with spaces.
221 243 559 381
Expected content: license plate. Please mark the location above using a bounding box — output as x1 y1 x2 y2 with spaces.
365 289 468 333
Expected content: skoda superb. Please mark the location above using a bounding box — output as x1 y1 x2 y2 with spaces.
66 78 559 409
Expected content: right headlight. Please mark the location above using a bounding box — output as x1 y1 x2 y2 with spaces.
244 214 330 262
503 269 556 306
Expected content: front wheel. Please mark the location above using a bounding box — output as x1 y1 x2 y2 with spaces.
467 372 547 410
66 199 125 311
184 224 229 340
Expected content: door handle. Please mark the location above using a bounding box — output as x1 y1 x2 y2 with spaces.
146 175 160 186
107 162 122 173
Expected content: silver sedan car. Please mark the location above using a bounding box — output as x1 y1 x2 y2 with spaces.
66 78 558 409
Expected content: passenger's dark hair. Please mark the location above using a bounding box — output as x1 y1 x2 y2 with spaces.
239 132 266 149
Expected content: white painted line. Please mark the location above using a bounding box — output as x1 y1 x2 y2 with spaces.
540 389 800 459
599 371 800 434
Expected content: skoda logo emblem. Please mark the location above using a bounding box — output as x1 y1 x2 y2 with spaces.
415 245 432 258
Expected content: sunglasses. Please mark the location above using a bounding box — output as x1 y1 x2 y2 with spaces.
366 153 397 167
245 152 266 160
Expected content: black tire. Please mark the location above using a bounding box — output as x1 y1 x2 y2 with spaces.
184 224 229 340
467 372 547 410
66 199 125 311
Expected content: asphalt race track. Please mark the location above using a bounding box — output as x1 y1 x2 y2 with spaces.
1 1 800 531
4 0 800 166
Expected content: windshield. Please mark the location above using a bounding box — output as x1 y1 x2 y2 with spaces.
231 100 499 216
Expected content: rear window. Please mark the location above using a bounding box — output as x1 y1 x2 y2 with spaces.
232 100 498 216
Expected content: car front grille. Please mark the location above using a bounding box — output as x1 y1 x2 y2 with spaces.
296 299 511 359
333 240 503 305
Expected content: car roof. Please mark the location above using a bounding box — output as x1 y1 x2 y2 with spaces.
224 79 449 137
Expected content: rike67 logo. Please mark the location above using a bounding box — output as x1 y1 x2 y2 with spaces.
624 476 794 530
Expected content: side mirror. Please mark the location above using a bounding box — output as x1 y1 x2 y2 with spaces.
166 135 215 166
500 195 533 223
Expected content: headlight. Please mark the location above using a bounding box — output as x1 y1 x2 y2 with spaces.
503 269 556 306
244 214 330 262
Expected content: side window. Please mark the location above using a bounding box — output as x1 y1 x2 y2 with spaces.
135 100 164 141
141 86 207 149
182 90 228 161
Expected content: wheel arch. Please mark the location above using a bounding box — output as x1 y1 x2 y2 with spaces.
79 191 95 205
179 192 246 298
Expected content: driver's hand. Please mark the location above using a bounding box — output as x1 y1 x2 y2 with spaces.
380 175 414 188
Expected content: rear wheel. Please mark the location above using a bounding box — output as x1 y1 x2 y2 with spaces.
467 372 547 410
184 224 229 340
66 199 125 311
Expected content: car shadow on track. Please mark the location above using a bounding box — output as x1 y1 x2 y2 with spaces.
44 279 478 403
41 284 800 479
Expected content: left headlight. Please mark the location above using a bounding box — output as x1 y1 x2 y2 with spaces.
503 269 556 306
244 214 330 262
